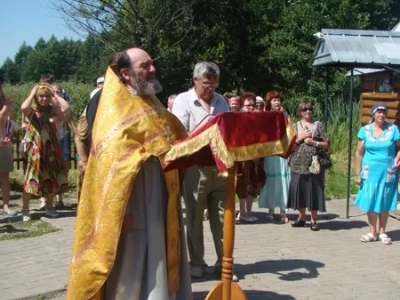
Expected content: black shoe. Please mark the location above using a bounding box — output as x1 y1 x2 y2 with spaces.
310 222 320 231
291 220 306 227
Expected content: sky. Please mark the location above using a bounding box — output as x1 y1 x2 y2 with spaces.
0 0 83 65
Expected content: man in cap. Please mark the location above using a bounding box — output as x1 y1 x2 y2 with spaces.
255 96 265 111
90 76 105 99
167 94 177 111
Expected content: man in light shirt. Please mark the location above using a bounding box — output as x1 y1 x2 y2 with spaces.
90 76 104 99
172 62 238 281
167 94 176 111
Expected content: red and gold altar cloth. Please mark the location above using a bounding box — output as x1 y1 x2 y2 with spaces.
164 111 296 172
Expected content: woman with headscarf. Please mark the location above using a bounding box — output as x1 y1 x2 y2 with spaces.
354 103 400 245
20 84 70 221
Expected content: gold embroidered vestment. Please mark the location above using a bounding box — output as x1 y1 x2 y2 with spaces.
66 67 187 300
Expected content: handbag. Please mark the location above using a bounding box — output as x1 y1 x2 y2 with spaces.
18 113 33 154
312 122 332 171
309 155 321 174
318 149 332 170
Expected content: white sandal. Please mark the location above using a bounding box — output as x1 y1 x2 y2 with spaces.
22 209 31 222
378 233 392 245
360 233 377 242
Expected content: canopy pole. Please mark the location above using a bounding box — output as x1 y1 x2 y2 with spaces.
324 69 329 129
345 68 354 219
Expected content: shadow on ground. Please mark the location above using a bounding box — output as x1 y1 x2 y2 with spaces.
192 259 324 283
0 224 28 233
235 259 324 281
386 229 400 241
0 215 21 223
236 212 340 226
24 288 296 300
29 210 77 219
193 289 295 300
0 210 77 224
318 219 368 231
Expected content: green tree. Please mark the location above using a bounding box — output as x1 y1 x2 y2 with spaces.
74 34 108 83
0 0 396 105
0 58 20 84
14 42 33 66
54 0 198 99
20 38 50 82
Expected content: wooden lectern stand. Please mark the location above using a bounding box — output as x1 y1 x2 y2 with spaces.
164 111 296 300
204 166 247 300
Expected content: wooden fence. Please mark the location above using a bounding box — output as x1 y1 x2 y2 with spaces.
11 132 78 170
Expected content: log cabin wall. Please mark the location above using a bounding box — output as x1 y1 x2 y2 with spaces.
360 72 400 127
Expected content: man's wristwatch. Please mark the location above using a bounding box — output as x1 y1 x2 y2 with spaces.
315 141 320 147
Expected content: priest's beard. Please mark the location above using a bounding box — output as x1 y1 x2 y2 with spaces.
129 72 163 96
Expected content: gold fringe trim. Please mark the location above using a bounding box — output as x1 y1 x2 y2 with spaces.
75 114 89 141
229 124 296 161
166 122 296 168
165 123 234 168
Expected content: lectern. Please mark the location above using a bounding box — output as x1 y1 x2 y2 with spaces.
165 111 296 300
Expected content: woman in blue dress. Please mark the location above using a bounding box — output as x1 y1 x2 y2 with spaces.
354 103 400 245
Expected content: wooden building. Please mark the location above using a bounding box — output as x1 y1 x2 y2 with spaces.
311 27 400 217
359 70 400 126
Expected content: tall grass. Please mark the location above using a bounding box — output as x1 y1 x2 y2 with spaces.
324 100 359 155
319 99 360 198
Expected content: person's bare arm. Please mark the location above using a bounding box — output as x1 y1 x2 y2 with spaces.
0 85 11 120
354 139 365 186
0 96 12 142
304 138 329 150
51 94 71 121
394 140 400 168
0 98 11 120
21 85 39 117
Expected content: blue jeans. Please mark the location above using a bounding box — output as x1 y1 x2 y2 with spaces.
60 131 71 161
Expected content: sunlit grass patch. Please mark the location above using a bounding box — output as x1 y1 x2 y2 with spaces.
0 219 59 241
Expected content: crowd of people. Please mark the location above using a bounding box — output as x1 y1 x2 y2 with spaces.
193 87 330 231
0 46 399 299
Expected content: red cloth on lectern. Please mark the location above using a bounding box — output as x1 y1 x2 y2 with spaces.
164 111 296 172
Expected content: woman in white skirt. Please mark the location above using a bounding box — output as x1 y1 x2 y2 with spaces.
259 91 291 223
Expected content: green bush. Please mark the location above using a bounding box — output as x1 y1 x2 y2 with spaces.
3 82 361 199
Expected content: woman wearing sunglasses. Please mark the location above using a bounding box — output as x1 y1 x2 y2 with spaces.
235 92 265 223
287 101 329 231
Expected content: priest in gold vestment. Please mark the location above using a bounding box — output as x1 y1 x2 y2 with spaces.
66 48 193 300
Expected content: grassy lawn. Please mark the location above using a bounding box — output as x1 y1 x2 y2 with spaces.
0 149 356 242
325 152 358 200
0 219 59 241
0 169 79 242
